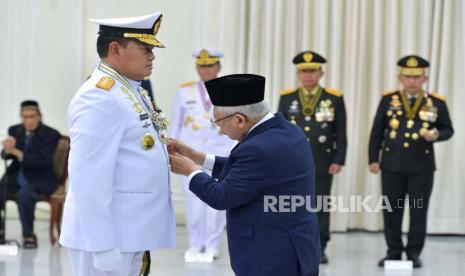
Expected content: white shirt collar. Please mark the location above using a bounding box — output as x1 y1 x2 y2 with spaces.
247 112 274 134
126 78 141 91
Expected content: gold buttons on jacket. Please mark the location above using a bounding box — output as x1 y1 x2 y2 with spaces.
304 126 311 132
403 142 409 148
404 133 410 138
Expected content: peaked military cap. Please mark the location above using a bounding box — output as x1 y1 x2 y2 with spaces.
192 48 224 66
90 12 164 48
293 51 326 70
398 55 430 76
205 74 265 106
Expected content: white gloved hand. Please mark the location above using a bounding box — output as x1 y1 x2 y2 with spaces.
93 247 122 272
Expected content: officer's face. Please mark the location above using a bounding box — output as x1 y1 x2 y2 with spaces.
297 69 324 89
399 74 428 94
21 109 41 132
197 63 221 82
118 40 155 80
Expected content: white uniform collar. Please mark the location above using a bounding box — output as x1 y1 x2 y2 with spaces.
248 112 274 134
126 78 142 92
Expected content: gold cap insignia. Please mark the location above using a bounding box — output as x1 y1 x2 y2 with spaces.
303 52 313 62
199 49 210 58
196 49 220 65
407 57 418 67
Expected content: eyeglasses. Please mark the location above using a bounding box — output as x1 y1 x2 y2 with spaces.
210 113 247 128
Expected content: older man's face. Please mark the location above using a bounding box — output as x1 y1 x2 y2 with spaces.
21 109 41 132
212 108 248 141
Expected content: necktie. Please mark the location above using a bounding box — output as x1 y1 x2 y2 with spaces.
409 97 416 107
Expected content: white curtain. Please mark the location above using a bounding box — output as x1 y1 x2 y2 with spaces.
0 0 463 233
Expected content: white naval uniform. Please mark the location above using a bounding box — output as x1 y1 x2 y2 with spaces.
60 62 176 275
169 81 236 251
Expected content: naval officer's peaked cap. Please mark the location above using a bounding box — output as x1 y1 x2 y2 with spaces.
89 12 165 48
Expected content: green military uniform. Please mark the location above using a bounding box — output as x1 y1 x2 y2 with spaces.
278 51 347 263
369 55 454 267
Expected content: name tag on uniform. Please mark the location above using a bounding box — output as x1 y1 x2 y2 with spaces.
186 100 197 104
140 113 149 121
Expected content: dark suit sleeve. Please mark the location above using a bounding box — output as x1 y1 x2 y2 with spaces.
1 126 17 160
368 98 386 164
190 146 273 210
435 100 454 142
332 97 347 165
212 156 228 179
22 130 60 169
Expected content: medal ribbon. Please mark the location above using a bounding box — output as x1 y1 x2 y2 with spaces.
298 86 322 116
400 90 424 120
198 81 212 112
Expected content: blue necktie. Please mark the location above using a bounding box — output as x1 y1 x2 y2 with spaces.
17 134 32 188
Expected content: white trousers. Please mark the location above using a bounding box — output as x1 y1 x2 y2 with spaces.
67 249 143 276
183 175 225 250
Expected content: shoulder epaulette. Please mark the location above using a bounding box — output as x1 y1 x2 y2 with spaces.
279 88 297 96
382 89 399 96
95 77 115 91
430 92 446 101
180 81 196 88
325 87 343 97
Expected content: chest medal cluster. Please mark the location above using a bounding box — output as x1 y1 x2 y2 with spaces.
386 91 438 147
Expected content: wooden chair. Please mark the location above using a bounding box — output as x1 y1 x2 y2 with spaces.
37 136 70 244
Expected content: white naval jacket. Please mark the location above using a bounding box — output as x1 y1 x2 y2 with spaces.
60 64 176 253
169 81 236 156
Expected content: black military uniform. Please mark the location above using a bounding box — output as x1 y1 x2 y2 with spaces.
278 51 347 263
368 55 454 268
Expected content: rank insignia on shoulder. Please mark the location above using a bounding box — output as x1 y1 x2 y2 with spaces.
383 89 399 96
325 88 343 97
96 77 115 91
430 92 446 101
280 88 297 96
180 81 196 88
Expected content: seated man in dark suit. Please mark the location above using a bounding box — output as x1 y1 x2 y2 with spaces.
1 100 61 248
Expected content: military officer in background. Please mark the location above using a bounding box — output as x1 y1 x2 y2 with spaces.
278 51 347 264
60 12 175 276
368 55 454 268
169 48 236 262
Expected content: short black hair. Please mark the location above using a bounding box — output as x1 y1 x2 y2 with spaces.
96 36 131 58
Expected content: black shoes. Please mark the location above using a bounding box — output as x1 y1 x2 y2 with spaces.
407 256 422 268
377 255 401 267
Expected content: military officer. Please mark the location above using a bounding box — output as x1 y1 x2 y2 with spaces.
60 12 176 276
169 48 236 262
368 55 454 268
277 51 347 264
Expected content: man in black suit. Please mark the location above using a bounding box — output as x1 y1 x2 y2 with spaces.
1 100 60 248
278 51 347 264
368 55 454 268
